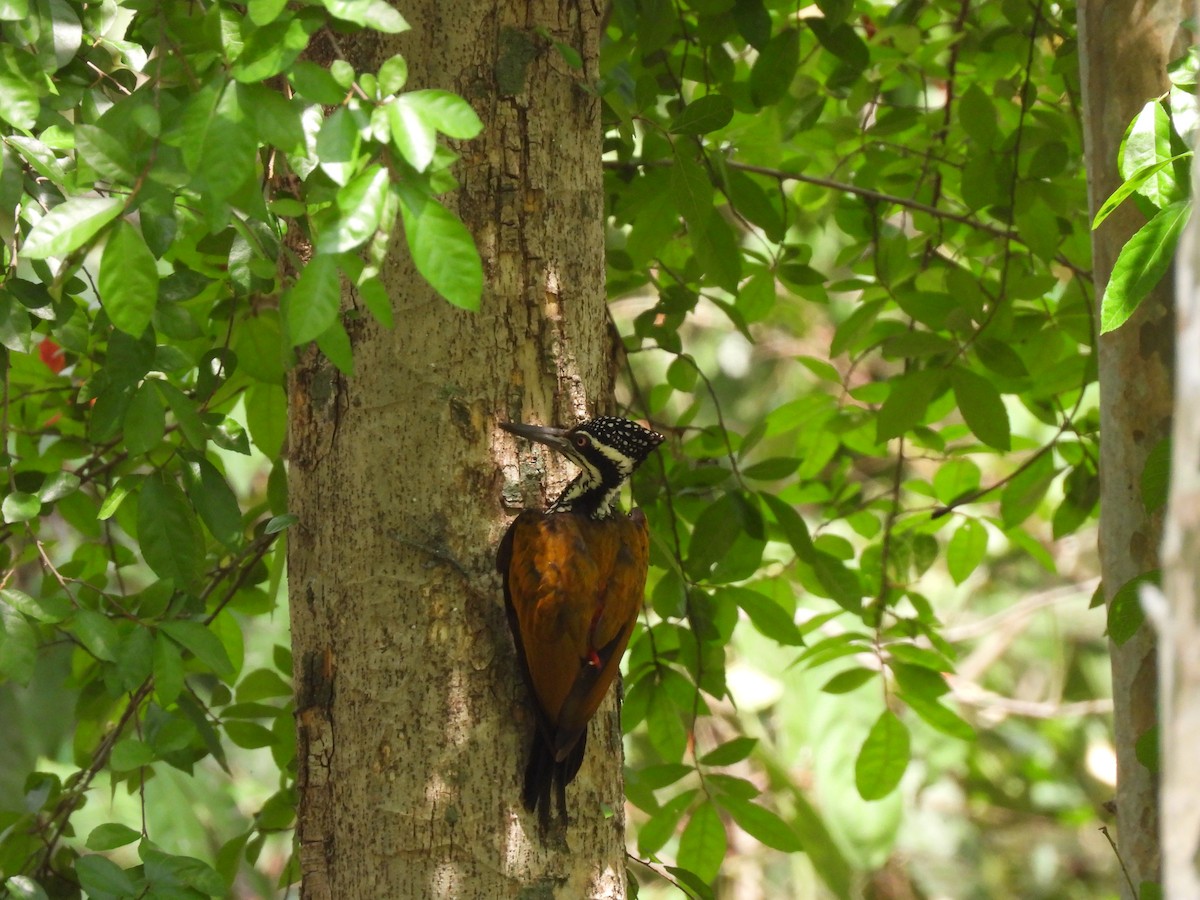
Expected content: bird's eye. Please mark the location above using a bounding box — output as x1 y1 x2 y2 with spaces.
574 434 589 448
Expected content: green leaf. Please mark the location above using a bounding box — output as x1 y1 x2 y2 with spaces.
670 94 734 135
0 605 36 683
946 518 988 585
645 679 688 761
725 170 784 243
74 608 120 662
387 96 437 171
87 823 142 851
223 720 276 749
289 59 345 104
672 152 713 234
315 105 362 186
720 586 803 645
637 790 696 856
1093 154 1193 229
876 369 944 443
760 493 815 559
123 381 166 455
687 495 742 579
39 470 80 504
742 457 799 481
398 90 482 139
137 473 203 584
320 165 391 253
98 478 136 521
316 318 354 375
397 186 482 311
75 855 138 897
233 15 317 81
898 690 975 740
2 491 40 523
695 218 743 295
154 381 208 450
950 367 1010 450
265 513 298 534
677 803 726 884
0 67 38 130
21 196 123 260
1119 100 1177 206
1108 571 1158 645
160 620 235 678
286 254 341 344
3 876 48 900
1102 200 1191 333
141 841 226 896
320 0 408 31
99 221 159 337
378 54 408 93
664 866 715 900
75 123 137 182
933 458 981 505
749 28 798 107
820 667 875 694
2 587 69 623
722 796 803 852
855 710 910 801
958 83 997 148
246 384 287 457
196 81 257 201
110 738 155 771
185 459 243 549
699 737 757 766
999 451 1056 528
153 634 185 705
236 668 292 702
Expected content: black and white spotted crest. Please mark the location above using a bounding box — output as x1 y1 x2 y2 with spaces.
567 417 665 468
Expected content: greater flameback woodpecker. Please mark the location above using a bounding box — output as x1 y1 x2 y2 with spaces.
496 416 664 825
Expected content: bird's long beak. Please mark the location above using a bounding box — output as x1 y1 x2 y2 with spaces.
500 421 572 454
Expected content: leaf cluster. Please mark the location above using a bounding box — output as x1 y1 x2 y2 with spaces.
0 0 484 895
599 0 1106 893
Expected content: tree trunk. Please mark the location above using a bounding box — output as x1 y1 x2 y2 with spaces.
1078 2 1186 894
287 0 624 895
1158 101 1200 897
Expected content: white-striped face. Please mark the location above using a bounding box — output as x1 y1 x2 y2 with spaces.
550 417 664 518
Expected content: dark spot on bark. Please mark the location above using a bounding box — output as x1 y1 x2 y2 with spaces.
496 27 537 95
450 397 475 442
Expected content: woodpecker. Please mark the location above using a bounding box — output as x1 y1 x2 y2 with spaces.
496 415 664 825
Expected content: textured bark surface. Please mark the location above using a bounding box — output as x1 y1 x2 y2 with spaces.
1159 113 1200 897
287 1 626 896
1078 1 1186 893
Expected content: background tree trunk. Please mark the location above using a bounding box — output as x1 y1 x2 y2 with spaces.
1078 2 1187 894
1158 104 1200 897
287 0 624 896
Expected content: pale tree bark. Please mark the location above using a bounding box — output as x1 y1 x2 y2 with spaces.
1078 2 1187 895
287 0 627 896
1155 69 1200 895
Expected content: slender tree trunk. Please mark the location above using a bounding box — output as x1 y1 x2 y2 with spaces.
1158 82 1200 896
1078 2 1186 894
287 1 625 895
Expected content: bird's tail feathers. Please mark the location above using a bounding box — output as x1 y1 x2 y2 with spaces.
523 731 587 828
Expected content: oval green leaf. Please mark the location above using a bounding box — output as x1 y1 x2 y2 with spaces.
854 710 910 801
21 196 123 260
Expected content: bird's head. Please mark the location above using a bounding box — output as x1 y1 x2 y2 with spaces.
501 416 664 518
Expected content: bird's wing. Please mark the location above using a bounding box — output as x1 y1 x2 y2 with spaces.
501 511 649 759
551 511 649 757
